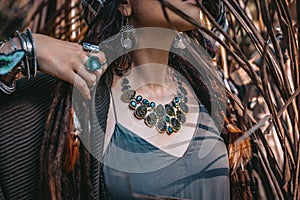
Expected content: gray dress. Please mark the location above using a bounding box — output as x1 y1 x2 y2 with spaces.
102 104 229 200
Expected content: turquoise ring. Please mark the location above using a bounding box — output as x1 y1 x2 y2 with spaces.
85 56 106 72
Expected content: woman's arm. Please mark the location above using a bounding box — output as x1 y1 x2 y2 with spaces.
0 31 107 99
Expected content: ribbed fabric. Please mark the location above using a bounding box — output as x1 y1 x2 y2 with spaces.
0 73 57 200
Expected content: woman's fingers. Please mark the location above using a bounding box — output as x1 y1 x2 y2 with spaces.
33 34 109 99
66 71 91 100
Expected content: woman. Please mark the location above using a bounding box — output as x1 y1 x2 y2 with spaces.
80 0 229 199
0 0 229 199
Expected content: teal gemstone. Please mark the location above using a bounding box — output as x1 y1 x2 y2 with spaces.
166 126 174 135
136 95 143 102
129 100 137 109
86 56 102 71
165 115 170 122
142 99 149 106
150 102 156 108
0 50 25 75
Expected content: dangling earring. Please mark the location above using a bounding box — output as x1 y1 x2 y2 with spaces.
120 18 137 50
173 32 186 49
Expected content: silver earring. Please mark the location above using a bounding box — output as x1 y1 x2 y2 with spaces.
173 32 186 49
120 18 137 50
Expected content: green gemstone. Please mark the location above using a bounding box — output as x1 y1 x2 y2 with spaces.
135 105 147 119
171 118 181 131
165 104 175 116
121 90 136 102
165 115 170 122
176 110 186 123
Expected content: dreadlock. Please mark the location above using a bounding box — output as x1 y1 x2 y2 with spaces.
40 81 93 200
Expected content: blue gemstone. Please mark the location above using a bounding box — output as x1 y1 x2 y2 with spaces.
136 95 143 102
174 97 179 103
142 99 149 106
150 102 156 108
129 100 137 109
86 56 102 71
167 126 174 135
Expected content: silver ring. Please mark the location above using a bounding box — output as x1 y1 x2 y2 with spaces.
82 42 100 52
85 56 106 72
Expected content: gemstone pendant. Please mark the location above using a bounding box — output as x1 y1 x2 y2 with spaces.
178 85 187 95
135 105 147 119
165 104 175 116
178 102 189 113
155 104 166 117
176 110 186 123
156 118 167 133
121 90 136 102
145 112 158 127
122 85 131 91
171 118 181 131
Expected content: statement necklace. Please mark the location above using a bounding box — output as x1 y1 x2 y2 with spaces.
120 72 189 135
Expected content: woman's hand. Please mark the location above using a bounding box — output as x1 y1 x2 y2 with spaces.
33 33 107 99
